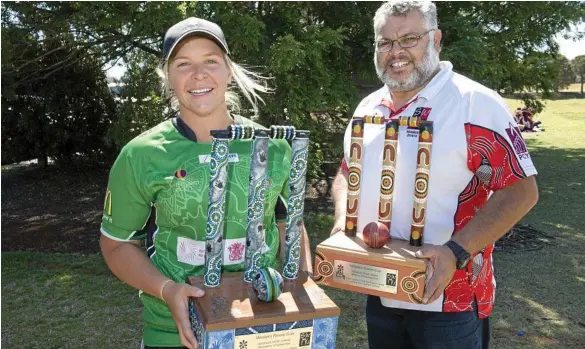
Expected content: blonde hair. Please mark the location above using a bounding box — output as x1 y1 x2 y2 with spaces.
157 52 270 117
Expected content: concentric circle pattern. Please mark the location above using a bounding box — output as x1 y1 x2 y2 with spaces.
380 170 394 195
414 172 429 199
401 276 418 293
317 261 334 277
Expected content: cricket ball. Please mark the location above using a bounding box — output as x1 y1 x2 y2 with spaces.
252 267 284 302
362 221 390 248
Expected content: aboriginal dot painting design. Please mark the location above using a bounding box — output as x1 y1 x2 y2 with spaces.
188 297 206 348
345 118 364 237
410 121 433 247
252 267 284 302
364 115 385 124
283 135 309 279
399 116 420 128
204 137 230 287
379 120 399 229
406 269 427 304
244 133 269 282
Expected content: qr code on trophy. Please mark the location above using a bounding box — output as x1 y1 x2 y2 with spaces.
299 332 312 346
386 273 397 287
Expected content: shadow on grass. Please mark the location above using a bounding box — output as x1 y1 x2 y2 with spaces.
1 165 108 253
484 141 585 348
521 140 585 235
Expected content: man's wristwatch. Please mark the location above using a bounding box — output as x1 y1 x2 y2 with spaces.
444 240 471 270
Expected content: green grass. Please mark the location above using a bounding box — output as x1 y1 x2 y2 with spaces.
488 97 585 348
2 97 584 348
561 83 583 93
1 253 143 348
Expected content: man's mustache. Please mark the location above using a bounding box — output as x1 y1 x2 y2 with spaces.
385 56 413 68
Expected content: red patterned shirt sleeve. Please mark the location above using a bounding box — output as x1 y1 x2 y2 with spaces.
340 158 349 173
465 91 537 191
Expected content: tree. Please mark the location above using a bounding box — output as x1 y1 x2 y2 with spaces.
436 1 585 94
552 55 575 92
572 55 585 93
1 27 117 167
2 1 585 173
105 50 170 150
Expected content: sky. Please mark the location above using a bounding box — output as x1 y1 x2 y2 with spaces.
555 23 585 60
106 26 585 80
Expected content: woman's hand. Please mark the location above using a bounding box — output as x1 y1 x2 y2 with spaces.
162 281 205 349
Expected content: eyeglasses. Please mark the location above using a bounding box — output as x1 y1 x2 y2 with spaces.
374 29 436 52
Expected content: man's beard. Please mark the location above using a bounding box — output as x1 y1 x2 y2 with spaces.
375 39 440 92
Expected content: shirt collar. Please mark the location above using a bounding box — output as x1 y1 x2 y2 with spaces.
378 61 454 108
172 114 244 143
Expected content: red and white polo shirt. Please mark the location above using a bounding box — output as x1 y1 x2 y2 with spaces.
341 61 537 317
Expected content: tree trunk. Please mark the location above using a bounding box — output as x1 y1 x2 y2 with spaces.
581 79 584 94
38 154 48 167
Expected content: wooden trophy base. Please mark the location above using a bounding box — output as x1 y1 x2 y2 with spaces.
314 232 429 304
187 271 340 349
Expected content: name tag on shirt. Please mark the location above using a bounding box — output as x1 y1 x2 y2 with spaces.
198 153 240 164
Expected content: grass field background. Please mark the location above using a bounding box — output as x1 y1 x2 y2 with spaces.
2 96 584 348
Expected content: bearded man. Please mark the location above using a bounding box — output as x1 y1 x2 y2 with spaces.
328 1 539 348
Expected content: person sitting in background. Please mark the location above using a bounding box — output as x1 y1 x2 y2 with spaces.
514 108 525 131
521 107 543 132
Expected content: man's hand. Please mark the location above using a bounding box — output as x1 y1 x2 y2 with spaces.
415 245 457 305
330 216 346 236
162 281 205 349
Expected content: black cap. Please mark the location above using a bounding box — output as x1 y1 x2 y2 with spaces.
163 17 230 61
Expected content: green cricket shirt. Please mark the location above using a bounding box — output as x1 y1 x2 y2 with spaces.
100 116 291 346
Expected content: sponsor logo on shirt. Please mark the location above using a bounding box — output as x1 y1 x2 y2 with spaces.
505 123 530 160
174 169 187 180
413 107 432 120
103 189 113 223
104 189 112 215
176 237 246 266
228 241 245 262
223 238 246 265
177 237 205 266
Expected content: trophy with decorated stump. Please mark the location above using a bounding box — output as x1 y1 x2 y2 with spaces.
314 116 433 304
188 125 340 349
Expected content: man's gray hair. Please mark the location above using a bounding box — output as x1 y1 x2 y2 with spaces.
373 1 438 37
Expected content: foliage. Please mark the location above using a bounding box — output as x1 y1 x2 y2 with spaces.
572 55 585 93
552 55 575 92
105 51 170 150
1 26 117 166
2 96 585 349
438 1 585 94
1 1 584 173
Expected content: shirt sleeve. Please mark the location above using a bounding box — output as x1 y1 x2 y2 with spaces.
100 146 152 241
465 90 537 191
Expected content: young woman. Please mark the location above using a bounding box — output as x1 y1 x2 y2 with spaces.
99 17 311 349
